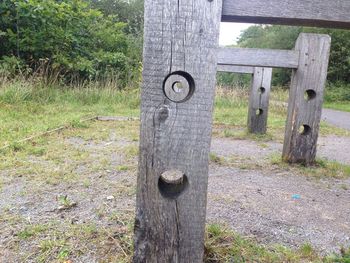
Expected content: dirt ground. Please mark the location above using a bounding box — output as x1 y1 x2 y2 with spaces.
0 120 349 262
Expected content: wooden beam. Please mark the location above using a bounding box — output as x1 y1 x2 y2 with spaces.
222 0 350 29
282 33 331 165
218 47 299 69
133 0 222 262
217 64 254 74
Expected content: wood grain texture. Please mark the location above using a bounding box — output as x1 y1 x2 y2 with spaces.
247 67 272 134
217 64 254 74
218 47 299 69
282 33 331 165
133 0 222 262
222 0 350 29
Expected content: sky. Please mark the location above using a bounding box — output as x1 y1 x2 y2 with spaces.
219 22 254 46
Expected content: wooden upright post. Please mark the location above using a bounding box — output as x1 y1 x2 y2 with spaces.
282 33 331 165
133 0 222 262
247 67 272 134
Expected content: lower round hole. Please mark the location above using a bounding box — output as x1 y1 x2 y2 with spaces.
304 89 316 101
259 87 266 94
158 170 188 199
299 124 311 135
256 109 263 116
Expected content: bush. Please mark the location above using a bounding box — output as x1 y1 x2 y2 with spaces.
0 0 141 88
324 83 350 102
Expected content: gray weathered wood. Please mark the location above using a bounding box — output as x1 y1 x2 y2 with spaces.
222 0 350 29
133 0 222 262
217 64 254 74
282 33 331 165
218 47 299 69
247 67 272 134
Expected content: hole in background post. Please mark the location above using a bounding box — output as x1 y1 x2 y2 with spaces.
304 89 316 101
158 170 188 199
255 109 263 116
298 124 311 136
258 87 266 94
172 82 183 93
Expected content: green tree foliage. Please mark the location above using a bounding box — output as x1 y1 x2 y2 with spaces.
0 0 142 87
237 25 350 86
89 0 144 35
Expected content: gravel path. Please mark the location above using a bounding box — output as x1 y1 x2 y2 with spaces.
322 109 350 131
207 166 350 254
209 138 350 254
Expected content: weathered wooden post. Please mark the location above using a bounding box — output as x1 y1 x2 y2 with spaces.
247 67 272 134
217 65 273 134
282 33 331 164
133 0 222 262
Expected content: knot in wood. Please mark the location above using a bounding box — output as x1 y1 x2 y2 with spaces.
157 105 169 122
163 71 195 103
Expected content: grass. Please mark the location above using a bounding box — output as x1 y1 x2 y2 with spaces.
324 102 350 112
1 79 349 147
270 154 350 179
0 77 140 146
205 223 350 263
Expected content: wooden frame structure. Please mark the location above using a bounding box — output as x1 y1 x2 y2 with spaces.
134 0 347 261
217 65 273 134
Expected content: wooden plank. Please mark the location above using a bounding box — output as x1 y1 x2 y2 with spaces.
218 47 299 69
222 0 350 29
133 0 222 262
282 33 331 165
247 67 272 134
217 64 254 74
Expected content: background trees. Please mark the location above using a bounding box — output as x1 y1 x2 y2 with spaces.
237 25 350 86
0 0 142 88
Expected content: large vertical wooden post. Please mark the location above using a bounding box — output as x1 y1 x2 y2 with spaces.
247 67 272 134
282 33 331 164
133 0 222 262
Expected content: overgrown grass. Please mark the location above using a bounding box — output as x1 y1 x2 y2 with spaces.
0 77 140 146
1 79 349 147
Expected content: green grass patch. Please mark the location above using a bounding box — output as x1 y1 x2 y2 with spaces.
0 78 140 146
205 223 349 262
270 154 350 179
324 102 350 112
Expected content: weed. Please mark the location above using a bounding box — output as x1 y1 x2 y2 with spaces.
210 153 226 165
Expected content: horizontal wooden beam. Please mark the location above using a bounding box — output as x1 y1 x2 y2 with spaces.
217 65 254 74
222 0 350 29
218 48 299 69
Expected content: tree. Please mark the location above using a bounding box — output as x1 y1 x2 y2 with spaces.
237 25 350 86
0 0 142 87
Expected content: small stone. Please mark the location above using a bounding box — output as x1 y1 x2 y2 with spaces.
106 195 115 201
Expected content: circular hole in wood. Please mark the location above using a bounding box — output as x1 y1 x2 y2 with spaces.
304 89 316 101
163 71 195 103
299 124 311 136
258 87 266 94
158 170 188 199
255 109 263 116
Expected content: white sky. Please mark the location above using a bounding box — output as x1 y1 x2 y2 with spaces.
219 22 254 46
